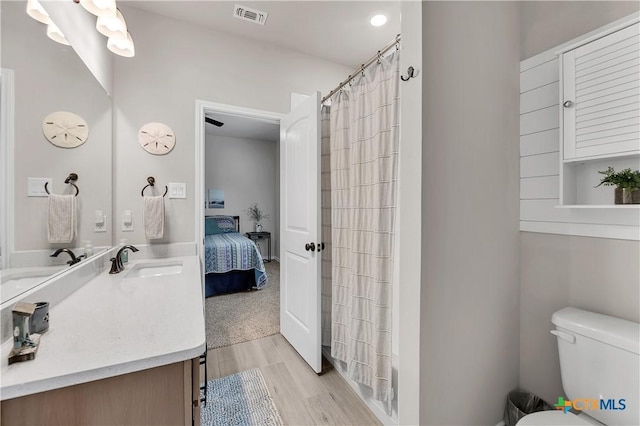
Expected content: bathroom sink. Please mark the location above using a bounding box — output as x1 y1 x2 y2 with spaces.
1 266 66 302
124 261 183 279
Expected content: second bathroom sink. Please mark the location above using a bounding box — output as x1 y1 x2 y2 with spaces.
124 261 183 279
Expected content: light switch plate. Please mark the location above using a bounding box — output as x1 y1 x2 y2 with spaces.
94 210 106 233
168 182 186 199
28 177 52 197
122 210 133 232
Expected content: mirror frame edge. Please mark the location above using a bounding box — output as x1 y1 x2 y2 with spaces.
0 68 15 270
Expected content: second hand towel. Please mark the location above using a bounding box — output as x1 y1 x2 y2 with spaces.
143 195 164 239
47 193 76 243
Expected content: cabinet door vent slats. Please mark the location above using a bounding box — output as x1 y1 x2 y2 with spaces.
578 94 639 117
576 117 639 137
576 57 639 87
563 22 640 160
575 44 639 77
575 33 638 66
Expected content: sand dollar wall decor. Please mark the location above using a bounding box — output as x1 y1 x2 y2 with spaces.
42 111 89 148
138 122 176 155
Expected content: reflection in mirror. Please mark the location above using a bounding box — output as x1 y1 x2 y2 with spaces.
0 1 113 304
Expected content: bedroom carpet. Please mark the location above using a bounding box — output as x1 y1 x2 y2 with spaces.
200 368 284 426
205 261 280 350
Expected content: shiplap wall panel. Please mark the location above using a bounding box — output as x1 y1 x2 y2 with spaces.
521 152 560 177
520 176 560 199
520 129 560 157
520 18 640 241
521 58 559 92
520 82 559 114
520 106 560 135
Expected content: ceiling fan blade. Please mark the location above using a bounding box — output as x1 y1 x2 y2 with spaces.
205 117 224 127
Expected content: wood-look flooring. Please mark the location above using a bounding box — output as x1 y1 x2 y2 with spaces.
205 334 381 426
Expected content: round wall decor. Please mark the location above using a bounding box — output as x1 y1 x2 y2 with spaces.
138 122 176 155
42 111 89 148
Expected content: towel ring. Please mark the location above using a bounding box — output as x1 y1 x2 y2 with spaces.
141 176 168 197
44 173 79 196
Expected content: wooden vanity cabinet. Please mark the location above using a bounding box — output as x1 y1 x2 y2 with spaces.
1 358 201 426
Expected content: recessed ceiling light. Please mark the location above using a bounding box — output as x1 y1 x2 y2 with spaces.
370 14 387 27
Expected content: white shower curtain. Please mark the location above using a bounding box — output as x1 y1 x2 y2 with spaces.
328 50 400 407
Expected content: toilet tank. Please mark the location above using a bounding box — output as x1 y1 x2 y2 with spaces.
552 307 640 426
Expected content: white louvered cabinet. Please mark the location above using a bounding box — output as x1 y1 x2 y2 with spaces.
558 21 640 206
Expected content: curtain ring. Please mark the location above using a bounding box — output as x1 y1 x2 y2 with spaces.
377 51 382 64
361 65 365 78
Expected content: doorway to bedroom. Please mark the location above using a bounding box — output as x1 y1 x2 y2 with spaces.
199 104 282 351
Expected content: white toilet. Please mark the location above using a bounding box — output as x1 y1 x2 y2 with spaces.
517 307 639 426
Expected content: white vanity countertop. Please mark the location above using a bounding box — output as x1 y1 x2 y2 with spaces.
0 255 205 400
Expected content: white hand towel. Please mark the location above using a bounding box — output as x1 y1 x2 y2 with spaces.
143 195 164 239
47 194 76 243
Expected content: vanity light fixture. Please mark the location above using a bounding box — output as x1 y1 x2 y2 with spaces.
96 9 127 38
107 31 135 58
26 0 70 46
27 0 134 57
370 14 388 27
46 22 71 46
26 0 51 25
79 0 117 18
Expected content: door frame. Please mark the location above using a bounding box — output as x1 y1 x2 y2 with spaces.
193 100 284 273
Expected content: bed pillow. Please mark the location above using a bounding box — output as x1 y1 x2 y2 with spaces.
205 217 223 235
205 216 236 235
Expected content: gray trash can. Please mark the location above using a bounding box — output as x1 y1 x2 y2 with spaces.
504 390 554 426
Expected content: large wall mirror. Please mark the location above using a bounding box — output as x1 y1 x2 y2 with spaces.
1 1 113 304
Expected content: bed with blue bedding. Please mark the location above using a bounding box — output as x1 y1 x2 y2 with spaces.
204 215 268 297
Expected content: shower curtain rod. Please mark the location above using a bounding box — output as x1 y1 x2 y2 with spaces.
322 34 401 104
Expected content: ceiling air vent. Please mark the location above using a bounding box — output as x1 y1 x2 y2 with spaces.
233 4 268 25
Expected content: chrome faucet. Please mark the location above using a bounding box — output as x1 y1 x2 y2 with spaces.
109 245 139 274
51 248 85 266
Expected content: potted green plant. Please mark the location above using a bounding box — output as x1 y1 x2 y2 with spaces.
245 203 270 232
596 167 640 204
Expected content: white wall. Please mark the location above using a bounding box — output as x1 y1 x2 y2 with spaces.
2 1 112 255
397 1 423 424
420 2 521 424
519 0 640 406
204 134 277 249
520 232 639 404
113 5 351 246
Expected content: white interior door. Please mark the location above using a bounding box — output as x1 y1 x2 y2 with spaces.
280 92 322 373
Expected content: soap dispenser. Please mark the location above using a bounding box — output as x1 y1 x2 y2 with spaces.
84 241 94 258
119 239 129 263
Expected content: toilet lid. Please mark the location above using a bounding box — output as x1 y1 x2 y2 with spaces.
516 411 595 426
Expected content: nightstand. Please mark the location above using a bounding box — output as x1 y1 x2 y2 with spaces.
246 231 271 262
